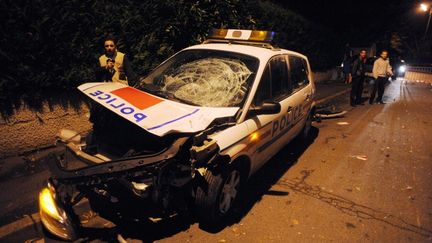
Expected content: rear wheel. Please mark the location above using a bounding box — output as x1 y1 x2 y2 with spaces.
299 111 313 141
195 165 242 224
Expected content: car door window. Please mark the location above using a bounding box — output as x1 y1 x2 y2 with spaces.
254 56 291 106
270 56 291 100
289 56 309 90
253 65 271 106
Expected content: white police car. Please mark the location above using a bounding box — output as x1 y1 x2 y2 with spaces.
39 29 316 240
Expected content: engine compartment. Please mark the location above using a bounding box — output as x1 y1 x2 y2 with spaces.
86 103 185 159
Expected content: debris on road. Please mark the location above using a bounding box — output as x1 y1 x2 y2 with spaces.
337 122 349 125
232 226 240 234
404 186 413 190
315 110 348 119
314 102 347 122
346 222 356 229
351 155 368 161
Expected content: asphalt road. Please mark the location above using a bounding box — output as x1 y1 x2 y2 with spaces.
1 79 431 242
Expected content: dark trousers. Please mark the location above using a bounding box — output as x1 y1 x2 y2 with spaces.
350 76 364 104
370 76 387 103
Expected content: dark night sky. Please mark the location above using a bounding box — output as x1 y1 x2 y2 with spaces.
273 0 425 45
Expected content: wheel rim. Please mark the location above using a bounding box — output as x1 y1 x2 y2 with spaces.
218 170 241 214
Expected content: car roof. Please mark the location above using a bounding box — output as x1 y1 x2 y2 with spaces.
184 43 308 62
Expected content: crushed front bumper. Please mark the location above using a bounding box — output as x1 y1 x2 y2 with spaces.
39 137 190 241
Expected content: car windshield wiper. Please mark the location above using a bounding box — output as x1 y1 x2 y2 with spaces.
139 84 197 105
172 94 199 106
138 84 171 99
139 83 161 94
138 83 201 106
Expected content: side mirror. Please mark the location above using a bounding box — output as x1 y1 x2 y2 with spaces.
249 102 281 116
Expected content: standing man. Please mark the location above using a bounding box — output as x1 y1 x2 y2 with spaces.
350 49 367 106
370 50 393 104
96 38 137 85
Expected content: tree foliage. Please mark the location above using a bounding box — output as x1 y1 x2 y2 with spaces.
0 0 340 95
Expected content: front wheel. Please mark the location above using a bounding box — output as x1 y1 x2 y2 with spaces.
195 165 242 224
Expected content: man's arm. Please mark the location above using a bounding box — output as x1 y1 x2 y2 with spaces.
372 60 379 79
351 59 359 76
386 60 393 76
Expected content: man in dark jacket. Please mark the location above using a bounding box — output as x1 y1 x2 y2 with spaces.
350 49 367 106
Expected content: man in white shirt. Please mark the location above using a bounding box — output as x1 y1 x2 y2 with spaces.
370 50 393 104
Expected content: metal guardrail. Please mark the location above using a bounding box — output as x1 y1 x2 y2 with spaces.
406 66 432 74
404 65 432 82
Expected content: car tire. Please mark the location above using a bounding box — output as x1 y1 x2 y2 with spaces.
299 111 313 142
195 165 242 224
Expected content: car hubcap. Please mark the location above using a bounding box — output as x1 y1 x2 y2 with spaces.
219 170 241 214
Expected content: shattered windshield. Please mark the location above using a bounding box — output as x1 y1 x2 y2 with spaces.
136 49 259 107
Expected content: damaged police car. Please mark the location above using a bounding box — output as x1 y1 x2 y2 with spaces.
39 29 316 240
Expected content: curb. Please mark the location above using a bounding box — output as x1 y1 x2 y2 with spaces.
0 213 40 239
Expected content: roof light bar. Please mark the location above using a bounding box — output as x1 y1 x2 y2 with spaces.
209 29 275 43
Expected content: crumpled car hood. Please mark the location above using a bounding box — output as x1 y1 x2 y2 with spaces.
79 83 239 137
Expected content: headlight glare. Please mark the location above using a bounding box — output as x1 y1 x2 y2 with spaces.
39 186 77 240
39 187 63 222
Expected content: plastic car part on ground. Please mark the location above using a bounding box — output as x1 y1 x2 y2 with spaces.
161 57 252 107
351 155 368 161
314 110 347 119
337 122 349 125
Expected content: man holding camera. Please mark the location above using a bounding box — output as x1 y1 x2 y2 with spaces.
96 38 137 85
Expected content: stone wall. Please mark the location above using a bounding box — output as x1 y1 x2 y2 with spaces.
0 103 92 158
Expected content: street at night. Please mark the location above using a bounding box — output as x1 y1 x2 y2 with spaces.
1 1 432 242
1 79 431 242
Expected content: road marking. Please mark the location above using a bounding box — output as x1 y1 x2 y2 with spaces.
0 213 40 239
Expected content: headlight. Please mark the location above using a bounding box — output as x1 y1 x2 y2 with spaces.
39 185 77 240
40 188 63 221
398 65 406 73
